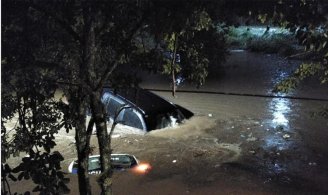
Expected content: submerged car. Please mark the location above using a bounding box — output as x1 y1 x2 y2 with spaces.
68 154 139 174
101 87 193 131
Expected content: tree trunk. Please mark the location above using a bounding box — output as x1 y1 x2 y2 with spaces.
74 5 97 193
74 93 92 195
81 4 113 194
171 33 179 97
172 69 176 97
90 91 113 195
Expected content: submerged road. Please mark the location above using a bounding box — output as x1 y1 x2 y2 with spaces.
139 51 328 194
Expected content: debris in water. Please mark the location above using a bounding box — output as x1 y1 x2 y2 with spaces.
249 150 256 155
246 137 257 142
231 126 235 129
112 134 120 138
283 134 290 139
193 150 206 157
124 139 132 144
264 178 272 184
247 127 250 130
309 162 317 166
172 160 177 163
208 113 213 117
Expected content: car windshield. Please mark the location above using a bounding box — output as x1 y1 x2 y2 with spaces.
72 154 138 172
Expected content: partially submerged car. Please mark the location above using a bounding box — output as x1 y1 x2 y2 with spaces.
68 154 139 174
101 87 193 131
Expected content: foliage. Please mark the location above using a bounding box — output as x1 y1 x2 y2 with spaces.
1 2 73 193
226 26 298 55
248 33 297 55
131 2 228 91
158 8 226 88
1 71 71 194
2 0 226 194
226 27 253 48
180 26 228 87
261 0 328 93
274 62 325 92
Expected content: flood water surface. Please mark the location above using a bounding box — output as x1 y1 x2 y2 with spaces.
139 51 328 194
9 51 328 194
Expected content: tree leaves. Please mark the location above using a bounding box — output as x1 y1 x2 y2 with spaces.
1 52 70 194
261 0 328 92
258 14 267 24
5 151 70 194
145 2 227 89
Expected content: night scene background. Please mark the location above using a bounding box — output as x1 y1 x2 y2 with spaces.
2 0 328 194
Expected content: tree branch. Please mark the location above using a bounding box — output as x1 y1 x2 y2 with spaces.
29 1 82 43
86 117 95 142
109 105 131 138
96 62 118 91
125 7 151 43
86 117 95 154
95 8 151 91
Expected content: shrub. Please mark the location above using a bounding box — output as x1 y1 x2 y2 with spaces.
248 33 297 55
226 26 301 56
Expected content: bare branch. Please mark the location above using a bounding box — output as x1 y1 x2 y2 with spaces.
86 117 95 153
95 5 152 91
86 117 95 140
109 105 131 138
29 1 82 43
96 62 118 91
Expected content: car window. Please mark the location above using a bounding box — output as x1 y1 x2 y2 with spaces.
108 99 123 117
122 108 145 130
111 155 131 164
103 94 125 119
70 154 138 174
89 157 101 171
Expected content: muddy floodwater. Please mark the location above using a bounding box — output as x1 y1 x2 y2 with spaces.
7 51 328 194
138 50 328 194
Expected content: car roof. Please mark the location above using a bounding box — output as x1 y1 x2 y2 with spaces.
103 87 177 116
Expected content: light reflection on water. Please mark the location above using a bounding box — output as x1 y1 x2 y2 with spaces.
262 67 293 150
262 94 294 177
270 97 291 130
264 92 293 150
263 133 289 151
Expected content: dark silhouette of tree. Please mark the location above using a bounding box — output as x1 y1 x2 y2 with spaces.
2 0 228 194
